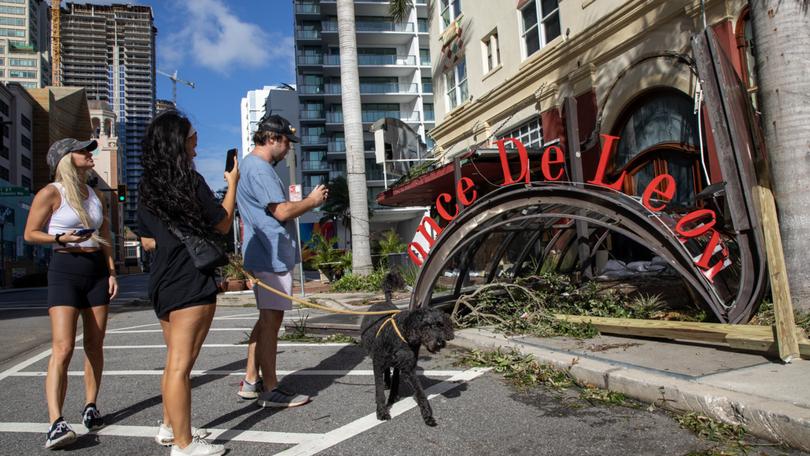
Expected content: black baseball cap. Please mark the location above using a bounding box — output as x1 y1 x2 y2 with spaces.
257 114 299 143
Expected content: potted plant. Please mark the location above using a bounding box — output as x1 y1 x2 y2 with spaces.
221 255 248 291
307 233 347 283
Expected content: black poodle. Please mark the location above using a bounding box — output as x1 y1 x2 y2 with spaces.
360 272 454 426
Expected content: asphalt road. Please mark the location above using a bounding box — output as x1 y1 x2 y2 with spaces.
0 285 804 455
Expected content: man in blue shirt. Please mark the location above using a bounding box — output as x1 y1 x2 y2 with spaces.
236 114 328 407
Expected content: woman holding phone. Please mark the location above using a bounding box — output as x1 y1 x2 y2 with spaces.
24 138 119 449
137 110 238 456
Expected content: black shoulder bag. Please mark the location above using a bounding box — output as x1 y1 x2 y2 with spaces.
167 225 228 271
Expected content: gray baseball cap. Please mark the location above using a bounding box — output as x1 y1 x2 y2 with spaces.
47 138 98 175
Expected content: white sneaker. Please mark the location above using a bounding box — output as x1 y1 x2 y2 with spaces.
155 422 211 446
170 436 225 456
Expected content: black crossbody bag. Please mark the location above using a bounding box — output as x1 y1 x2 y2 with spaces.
167 225 228 271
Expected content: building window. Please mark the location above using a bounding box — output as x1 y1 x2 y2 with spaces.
0 17 24 27
0 145 7 159
440 0 461 29
21 155 30 169
520 0 561 58
9 70 36 79
420 48 430 66
20 114 30 131
498 117 542 149
0 166 8 181
0 28 25 38
481 30 500 73
9 58 36 67
0 6 24 14
445 57 468 109
0 100 7 117
21 175 30 189
21 134 30 150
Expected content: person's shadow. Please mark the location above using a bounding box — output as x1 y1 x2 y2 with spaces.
201 343 368 438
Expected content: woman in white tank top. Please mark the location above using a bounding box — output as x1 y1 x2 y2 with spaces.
23 137 118 449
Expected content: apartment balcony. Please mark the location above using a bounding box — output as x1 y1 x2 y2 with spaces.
321 20 415 45
323 82 419 102
295 29 321 41
294 3 320 15
300 135 329 147
327 140 376 155
326 111 420 125
299 110 325 121
323 54 418 76
297 54 323 66
319 0 430 19
298 84 325 95
301 160 330 172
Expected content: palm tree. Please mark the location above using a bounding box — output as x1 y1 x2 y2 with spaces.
335 0 411 276
749 1 810 310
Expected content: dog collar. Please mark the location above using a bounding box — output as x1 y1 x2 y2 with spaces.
376 316 407 343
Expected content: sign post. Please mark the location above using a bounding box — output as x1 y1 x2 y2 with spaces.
289 184 305 297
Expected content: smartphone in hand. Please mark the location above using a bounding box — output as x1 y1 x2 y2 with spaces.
74 228 96 236
225 148 238 172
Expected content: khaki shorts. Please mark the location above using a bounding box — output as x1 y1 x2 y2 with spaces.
251 270 293 311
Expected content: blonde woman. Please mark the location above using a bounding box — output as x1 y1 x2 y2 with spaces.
24 138 119 450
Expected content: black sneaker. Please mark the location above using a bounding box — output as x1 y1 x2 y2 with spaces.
82 403 105 431
45 417 77 450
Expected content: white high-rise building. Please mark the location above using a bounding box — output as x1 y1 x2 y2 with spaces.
0 0 50 89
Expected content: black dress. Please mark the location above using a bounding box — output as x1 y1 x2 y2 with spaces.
136 173 227 318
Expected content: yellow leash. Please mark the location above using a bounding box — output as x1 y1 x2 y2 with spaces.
242 271 407 342
241 270 402 317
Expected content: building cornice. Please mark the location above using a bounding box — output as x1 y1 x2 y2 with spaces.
430 0 729 147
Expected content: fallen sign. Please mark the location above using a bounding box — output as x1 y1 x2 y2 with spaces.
554 314 810 359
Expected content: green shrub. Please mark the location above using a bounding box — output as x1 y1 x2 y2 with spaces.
331 268 388 292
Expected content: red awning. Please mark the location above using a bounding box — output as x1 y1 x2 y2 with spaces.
376 158 505 207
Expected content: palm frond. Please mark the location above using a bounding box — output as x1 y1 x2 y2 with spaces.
389 0 412 23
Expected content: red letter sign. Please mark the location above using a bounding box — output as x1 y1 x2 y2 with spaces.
457 177 478 206
435 193 457 222
541 145 565 181
641 174 676 211
497 138 530 185
587 135 626 191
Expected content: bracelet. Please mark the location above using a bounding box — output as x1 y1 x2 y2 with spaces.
54 233 66 246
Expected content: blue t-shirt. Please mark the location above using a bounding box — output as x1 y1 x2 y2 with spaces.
237 154 300 273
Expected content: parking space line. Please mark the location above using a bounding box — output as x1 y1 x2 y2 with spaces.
0 422 319 445
109 328 256 333
0 334 84 383
274 367 491 456
107 322 162 332
9 369 466 377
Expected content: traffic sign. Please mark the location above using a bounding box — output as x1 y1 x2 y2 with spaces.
0 186 29 196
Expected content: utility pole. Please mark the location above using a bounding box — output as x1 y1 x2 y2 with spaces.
156 70 195 105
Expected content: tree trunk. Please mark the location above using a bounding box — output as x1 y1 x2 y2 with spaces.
749 1 810 310
337 0 373 275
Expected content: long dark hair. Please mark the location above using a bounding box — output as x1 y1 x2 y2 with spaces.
139 110 209 236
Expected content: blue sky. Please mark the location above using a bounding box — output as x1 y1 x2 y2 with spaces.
65 0 297 191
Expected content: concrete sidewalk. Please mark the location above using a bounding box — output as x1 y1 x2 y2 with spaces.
289 294 810 452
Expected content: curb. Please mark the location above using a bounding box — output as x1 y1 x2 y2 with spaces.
450 328 810 452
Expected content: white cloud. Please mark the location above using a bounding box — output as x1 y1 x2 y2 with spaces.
159 0 294 75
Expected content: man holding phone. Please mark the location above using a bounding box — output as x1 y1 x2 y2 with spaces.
236 114 328 407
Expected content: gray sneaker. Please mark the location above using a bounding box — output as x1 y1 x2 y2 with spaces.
237 378 263 399
256 388 311 408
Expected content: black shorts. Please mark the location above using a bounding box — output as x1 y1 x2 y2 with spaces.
48 251 110 308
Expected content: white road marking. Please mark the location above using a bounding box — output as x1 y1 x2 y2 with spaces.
0 423 317 445
75 343 354 349
107 322 161 332
275 367 491 456
0 335 84 383
108 328 256 333
9 369 465 377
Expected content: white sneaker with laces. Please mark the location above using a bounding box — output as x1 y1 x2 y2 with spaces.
155 422 211 446
170 436 225 456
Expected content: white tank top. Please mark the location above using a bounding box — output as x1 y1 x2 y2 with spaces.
46 182 104 249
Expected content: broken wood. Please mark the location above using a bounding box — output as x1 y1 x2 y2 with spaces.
554 314 810 359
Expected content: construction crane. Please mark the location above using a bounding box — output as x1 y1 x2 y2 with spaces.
51 0 61 86
157 69 195 105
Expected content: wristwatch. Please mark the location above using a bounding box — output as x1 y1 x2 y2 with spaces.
54 233 67 246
